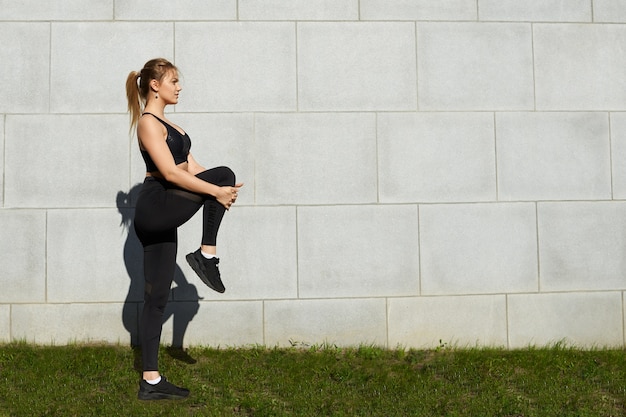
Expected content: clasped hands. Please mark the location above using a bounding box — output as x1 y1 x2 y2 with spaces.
217 183 244 210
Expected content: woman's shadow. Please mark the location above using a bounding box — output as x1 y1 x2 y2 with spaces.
117 184 201 370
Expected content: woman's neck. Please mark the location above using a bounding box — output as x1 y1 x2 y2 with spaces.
144 101 166 118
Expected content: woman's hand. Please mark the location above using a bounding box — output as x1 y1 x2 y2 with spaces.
217 183 244 209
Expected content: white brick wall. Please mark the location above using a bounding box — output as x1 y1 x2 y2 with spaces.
1 0 626 349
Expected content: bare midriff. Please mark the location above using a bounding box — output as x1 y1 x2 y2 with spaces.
145 161 189 178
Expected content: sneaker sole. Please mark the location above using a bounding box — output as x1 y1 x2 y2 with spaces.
138 391 188 400
186 253 225 293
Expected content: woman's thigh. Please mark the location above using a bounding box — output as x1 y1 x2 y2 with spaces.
134 179 203 237
196 166 235 187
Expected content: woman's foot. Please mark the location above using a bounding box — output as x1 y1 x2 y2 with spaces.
137 376 189 400
186 249 225 293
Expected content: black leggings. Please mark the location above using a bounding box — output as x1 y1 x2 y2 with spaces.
133 166 236 371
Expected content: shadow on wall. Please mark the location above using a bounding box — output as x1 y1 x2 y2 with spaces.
116 184 201 365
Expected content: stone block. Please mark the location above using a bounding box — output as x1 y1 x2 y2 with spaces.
417 22 534 110
264 298 387 347
360 0 477 20
538 202 626 291
162 301 263 347
388 295 508 348
610 113 626 199
593 0 626 22
115 0 235 20
534 24 626 110
255 113 377 205
508 292 624 348
298 22 417 111
297 205 419 298
175 22 296 112
496 112 611 201
177 206 298 300
0 0 113 20
378 112 496 203
5 115 130 208
0 23 49 113
420 203 538 295
12 303 130 345
51 22 173 113
478 0 591 22
239 0 357 20
47 209 131 302
0 210 46 303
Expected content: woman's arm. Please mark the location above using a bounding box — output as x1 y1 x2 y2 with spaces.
138 117 240 208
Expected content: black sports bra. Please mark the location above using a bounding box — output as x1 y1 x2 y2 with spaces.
140 112 191 172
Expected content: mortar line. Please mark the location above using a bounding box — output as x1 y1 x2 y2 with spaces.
621 291 625 347
493 112 499 201
384 297 389 349
535 202 541 293
48 22 52 114
252 113 257 205
622 291 625 347
531 23 537 111
505 294 510 349
295 22 299 112
414 22 419 111
375 113 380 203
2 114 5 207
417 204 422 295
173 21 177 64
128 125 132 193
262 299 266 346
608 112 614 200
45 210 48 303
295 206 300 299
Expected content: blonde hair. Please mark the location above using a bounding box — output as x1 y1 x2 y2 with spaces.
125 58 178 131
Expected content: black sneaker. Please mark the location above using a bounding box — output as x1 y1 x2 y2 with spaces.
186 249 226 293
137 376 189 400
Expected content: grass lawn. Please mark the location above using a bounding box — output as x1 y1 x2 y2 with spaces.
0 342 625 416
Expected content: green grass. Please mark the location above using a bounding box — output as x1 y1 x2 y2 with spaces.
0 342 625 416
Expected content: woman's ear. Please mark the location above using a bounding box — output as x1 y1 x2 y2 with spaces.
150 79 159 92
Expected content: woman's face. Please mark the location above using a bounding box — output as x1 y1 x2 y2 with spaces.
156 70 182 105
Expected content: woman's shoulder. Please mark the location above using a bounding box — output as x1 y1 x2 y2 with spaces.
138 113 167 137
139 113 164 127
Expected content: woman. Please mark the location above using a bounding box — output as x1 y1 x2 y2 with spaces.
125 58 242 400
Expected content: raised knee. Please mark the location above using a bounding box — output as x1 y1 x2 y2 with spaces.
218 166 236 186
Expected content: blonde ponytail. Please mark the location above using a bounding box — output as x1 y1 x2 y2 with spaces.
125 70 142 132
